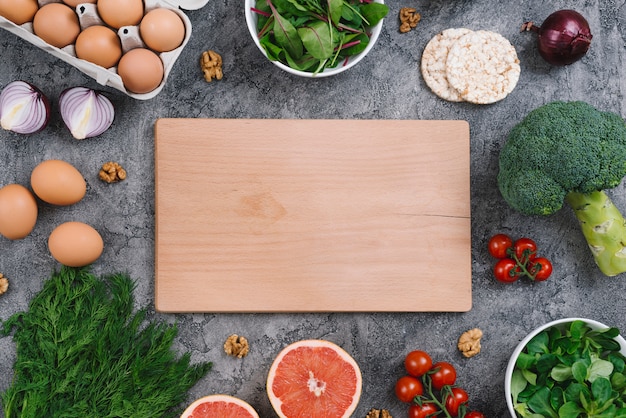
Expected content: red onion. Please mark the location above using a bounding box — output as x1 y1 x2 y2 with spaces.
59 87 114 140
522 9 592 66
0 81 50 134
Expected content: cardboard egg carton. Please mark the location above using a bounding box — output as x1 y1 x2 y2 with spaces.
0 0 208 100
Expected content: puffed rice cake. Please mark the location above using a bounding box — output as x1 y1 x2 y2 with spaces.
445 29 520 104
420 28 473 102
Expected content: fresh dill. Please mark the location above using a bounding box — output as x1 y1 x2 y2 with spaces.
0 267 212 418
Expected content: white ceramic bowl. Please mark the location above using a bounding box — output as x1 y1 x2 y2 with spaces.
244 0 385 77
505 318 626 418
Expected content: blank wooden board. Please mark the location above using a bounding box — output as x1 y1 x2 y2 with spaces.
154 119 471 312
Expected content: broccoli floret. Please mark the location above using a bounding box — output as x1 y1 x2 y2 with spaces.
498 101 626 276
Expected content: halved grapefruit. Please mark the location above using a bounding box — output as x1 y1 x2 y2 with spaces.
180 394 260 418
266 339 362 418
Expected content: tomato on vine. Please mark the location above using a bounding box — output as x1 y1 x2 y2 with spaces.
395 375 423 403
429 361 457 390
464 412 485 418
493 258 520 283
444 387 469 417
529 257 553 281
408 402 438 418
488 233 513 258
513 237 537 263
405 350 433 378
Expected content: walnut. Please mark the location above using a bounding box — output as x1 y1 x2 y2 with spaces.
399 7 421 33
366 409 392 418
200 50 223 82
99 161 127 183
224 334 249 358
458 328 483 358
0 273 8 296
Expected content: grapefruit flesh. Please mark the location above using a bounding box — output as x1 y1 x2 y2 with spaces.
180 394 259 418
267 339 362 418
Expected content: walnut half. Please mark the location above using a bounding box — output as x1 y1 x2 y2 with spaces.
458 328 483 358
224 334 250 358
0 273 8 296
99 161 127 183
366 408 392 418
201 50 223 82
399 7 421 33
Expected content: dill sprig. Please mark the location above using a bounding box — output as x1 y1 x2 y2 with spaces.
0 267 212 418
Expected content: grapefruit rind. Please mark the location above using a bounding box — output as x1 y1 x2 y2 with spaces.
180 394 260 418
266 339 363 418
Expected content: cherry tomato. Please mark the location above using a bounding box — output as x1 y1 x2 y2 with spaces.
529 257 553 281
514 237 537 263
465 412 486 418
395 375 423 403
405 350 433 378
408 403 438 418
488 233 513 259
429 361 456 390
444 387 469 416
493 258 520 283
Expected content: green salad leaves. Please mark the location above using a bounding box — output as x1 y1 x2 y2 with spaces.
252 0 389 74
511 320 626 418
0 267 211 418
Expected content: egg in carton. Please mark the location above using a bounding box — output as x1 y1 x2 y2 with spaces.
0 0 208 100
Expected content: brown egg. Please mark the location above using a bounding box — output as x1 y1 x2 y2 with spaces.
0 0 38 25
97 0 143 29
139 8 185 53
33 3 80 48
118 48 164 94
0 184 38 240
75 25 122 68
31 160 86 206
48 221 103 267
63 0 96 7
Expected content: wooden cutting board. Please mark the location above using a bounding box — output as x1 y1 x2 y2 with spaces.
154 119 471 312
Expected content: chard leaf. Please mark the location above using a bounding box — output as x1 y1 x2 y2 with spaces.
297 20 335 60
327 0 342 26
341 33 369 56
358 2 389 26
271 6 304 59
285 51 319 71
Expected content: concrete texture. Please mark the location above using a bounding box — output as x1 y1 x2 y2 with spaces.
1 0 626 416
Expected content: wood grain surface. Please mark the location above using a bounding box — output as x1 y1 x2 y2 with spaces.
154 119 471 312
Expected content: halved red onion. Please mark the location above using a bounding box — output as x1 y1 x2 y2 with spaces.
0 81 50 134
59 87 114 140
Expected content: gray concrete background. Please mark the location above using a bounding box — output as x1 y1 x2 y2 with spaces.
2 0 626 416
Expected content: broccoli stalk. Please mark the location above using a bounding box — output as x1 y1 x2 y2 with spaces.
566 191 626 276
498 101 626 276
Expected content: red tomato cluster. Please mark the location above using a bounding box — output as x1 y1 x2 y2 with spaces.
488 234 553 283
395 350 485 418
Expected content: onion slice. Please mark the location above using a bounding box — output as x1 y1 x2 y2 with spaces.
59 87 115 140
0 81 50 134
